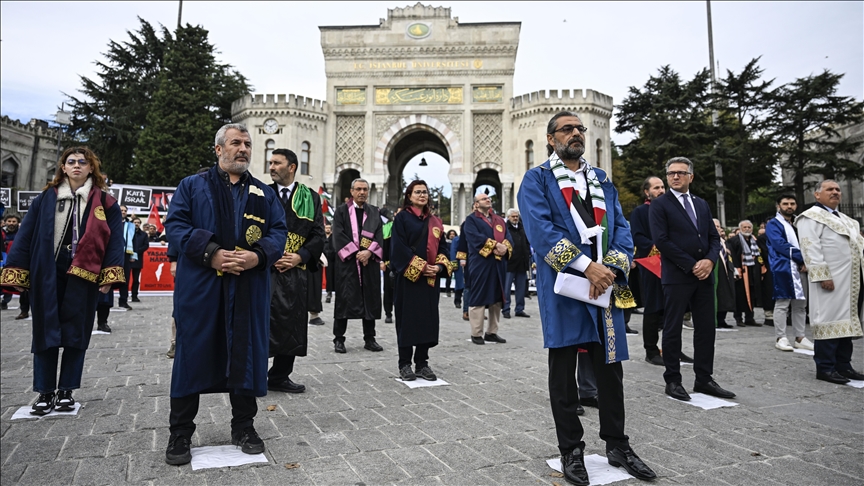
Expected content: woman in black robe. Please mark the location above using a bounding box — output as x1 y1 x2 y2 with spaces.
390 180 451 381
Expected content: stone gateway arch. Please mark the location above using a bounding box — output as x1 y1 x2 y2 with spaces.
231 3 613 223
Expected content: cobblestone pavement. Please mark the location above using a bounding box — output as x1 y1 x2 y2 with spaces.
2 293 862 485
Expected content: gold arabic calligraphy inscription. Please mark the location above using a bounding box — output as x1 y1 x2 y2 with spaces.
472 86 503 103
336 88 366 105
375 87 463 105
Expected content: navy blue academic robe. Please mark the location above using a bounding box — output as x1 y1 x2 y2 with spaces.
165 172 287 398
463 211 513 306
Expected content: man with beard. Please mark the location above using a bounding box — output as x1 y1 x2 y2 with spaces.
728 220 764 326
713 219 737 329
630 177 694 365
163 124 287 465
331 179 384 353
267 148 325 394
765 194 812 352
519 112 655 485
650 157 733 402
795 180 863 384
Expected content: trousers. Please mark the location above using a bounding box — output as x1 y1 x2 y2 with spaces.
333 318 376 343
169 392 257 437
469 303 500 337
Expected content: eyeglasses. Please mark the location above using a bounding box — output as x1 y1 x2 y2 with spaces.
666 171 691 178
65 158 89 166
412 190 429 195
553 125 588 135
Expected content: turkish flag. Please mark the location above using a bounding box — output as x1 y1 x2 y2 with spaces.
147 202 164 233
635 255 662 278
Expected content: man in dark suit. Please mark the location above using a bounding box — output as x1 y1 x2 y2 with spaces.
649 157 735 401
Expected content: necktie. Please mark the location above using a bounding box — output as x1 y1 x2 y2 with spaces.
833 210 840 218
682 194 698 228
281 188 289 205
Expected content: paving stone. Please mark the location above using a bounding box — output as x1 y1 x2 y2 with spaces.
307 412 356 433
378 424 437 447
6 436 65 464
424 441 494 471
294 456 362 484
343 450 411 483
58 434 111 459
304 431 358 457
0 463 26 486
341 408 391 429
108 430 157 456
461 437 531 464
266 436 321 463
385 445 451 477
253 464 313 485
16 460 78 485
92 414 135 434
73 455 128 485
342 428 399 452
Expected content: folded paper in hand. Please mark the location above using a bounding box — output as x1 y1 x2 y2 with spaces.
554 272 611 308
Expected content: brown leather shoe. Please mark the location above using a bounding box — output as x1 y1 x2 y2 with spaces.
462 312 469 321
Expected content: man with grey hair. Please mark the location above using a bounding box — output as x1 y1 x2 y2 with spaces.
163 123 288 465
330 178 384 353
503 207 531 319
795 180 864 384
728 219 764 327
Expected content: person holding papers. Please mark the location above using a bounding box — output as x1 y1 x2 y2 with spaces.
518 112 655 486
649 157 734 402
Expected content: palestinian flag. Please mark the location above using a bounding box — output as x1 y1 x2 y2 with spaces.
318 187 334 224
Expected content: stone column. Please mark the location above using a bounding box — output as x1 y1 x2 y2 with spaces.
450 183 458 225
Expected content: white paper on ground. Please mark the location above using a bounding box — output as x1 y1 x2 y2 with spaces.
553 273 611 308
190 445 268 471
12 403 81 420
681 362 693 366
547 454 634 485
792 348 815 356
395 378 450 388
4 306 19 310
92 330 111 335
845 380 864 389
716 328 739 332
465 339 497 344
669 393 738 410
112 308 127 312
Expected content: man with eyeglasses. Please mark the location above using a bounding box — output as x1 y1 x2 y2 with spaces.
330 178 385 354
518 111 655 485
649 157 734 403
462 192 512 345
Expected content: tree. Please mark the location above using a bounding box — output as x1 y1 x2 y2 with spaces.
711 57 778 221
614 66 719 210
771 70 864 203
65 18 171 183
609 143 641 217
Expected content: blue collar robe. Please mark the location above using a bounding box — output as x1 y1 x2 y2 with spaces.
517 160 632 363
765 216 805 301
165 172 287 398
462 211 513 307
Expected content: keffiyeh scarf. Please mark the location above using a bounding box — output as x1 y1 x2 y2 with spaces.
550 152 607 260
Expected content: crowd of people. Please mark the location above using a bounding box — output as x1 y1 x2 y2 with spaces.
1 115 861 484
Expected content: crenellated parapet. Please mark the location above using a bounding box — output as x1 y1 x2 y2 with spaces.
231 94 328 123
510 89 614 119
1 115 62 139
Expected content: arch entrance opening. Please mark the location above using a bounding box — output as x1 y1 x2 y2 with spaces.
384 128 451 218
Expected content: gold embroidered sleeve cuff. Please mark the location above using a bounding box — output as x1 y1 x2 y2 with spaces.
455 251 467 261
544 238 582 272
613 285 636 309
97 266 126 286
479 238 497 258
503 240 513 259
404 256 426 282
435 254 453 276
603 249 631 278
69 266 99 283
807 263 832 283
0 267 30 289
285 232 307 253
360 237 372 249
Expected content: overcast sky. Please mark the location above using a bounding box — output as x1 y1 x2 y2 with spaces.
2 1 861 184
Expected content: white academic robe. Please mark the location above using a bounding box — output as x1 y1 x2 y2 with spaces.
795 206 864 340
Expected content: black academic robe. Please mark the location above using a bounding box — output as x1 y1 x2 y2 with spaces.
463 211 513 306
391 209 450 347
332 201 384 320
715 243 736 313
269 183 325 357
728 234 763 310
630 203 661 314
324 234 336 293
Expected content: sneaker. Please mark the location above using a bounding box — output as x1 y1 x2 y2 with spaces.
683 321 694 330
399 365 416 381
165 434 192 465
97 323 112 333
31 392 55 416
166 342 175 359
794 337 814 351
415 366 437 381
232 426 265 454
55 390 75 411
775 337 794 352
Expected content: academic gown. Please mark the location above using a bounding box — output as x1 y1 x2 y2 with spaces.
449 235 464 291
714 244 737 313
765 215 805 301
729 235 763 310
269 183 325 357
517 160 632 363
630 202 661 314
165 172 287 398
1 186 125 352
391 209 451 347
463 211 513 306
332 201 384 320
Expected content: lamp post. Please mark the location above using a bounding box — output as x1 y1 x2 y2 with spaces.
707 0 726 228
54 105 72 161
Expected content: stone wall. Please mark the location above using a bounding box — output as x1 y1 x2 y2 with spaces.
0 116 63 213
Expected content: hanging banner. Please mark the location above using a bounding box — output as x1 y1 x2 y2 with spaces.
137 245 174 292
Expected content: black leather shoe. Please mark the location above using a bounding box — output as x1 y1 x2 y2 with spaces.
385 315 393 324
665 382 691 401
580 396 598 408
364 340 383 352
625 325 639 335
679 353 694 364
606 447 657 481
15 312 29 320
736 319 746 328
454 300 461 308
515 311 531 318
745 319 762 327
308 317 325 326
763 319 774 327
502 312 511 319
325 294 331 303
165 434 192 465
575 403 584 416
97 323 112 333
645 355 664 366
334 341 347 353
471 336 485 345
837 368 864 381
694 380 736 399
717 322 733 329
120 302 132 310
817 371 851 384
131 297 141 303
268 378 305 393
561 448 589 486
484 333 506 343
231 426 265 454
